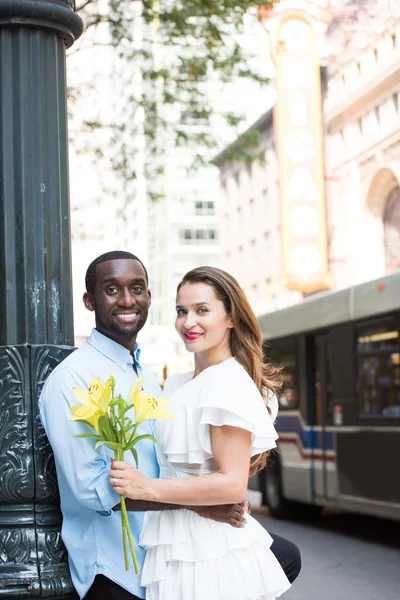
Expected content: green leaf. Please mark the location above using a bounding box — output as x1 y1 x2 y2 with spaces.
130 447 139 468
120 405 133 418
98 414 115 442
95 440 123 451
69 0 271 187
124 434 157 451
73 433 100 440
123 421 136 435
109 397 126 408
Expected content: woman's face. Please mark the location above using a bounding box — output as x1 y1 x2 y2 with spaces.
175 282 233 355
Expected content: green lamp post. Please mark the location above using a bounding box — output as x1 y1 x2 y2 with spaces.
0 1 83 597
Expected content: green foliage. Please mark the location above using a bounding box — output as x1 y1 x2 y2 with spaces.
224 129 262 164
71 0 274 184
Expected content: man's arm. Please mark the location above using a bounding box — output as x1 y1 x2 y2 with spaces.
40 368 248 526
120 498 250 528
39 368 120 514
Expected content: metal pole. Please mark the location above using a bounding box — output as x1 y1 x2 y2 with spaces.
0 1 83 597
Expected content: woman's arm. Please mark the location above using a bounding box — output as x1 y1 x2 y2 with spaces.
109 425 251 506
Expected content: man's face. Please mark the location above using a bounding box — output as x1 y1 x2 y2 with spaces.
83 259 151 350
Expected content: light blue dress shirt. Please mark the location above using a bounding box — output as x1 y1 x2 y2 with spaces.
39 329 161 599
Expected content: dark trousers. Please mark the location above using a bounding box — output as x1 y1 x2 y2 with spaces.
84 575 142 600
270 532 302 583
85 533 301 598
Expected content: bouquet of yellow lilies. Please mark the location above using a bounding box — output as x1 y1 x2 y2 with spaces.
70 375 173 573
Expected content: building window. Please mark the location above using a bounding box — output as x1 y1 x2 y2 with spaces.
393 93 398 113
263 232 270 254
374 106 380 124
246 162 253 179
392 33 396 48
259 152 267 168
251 239 257 261
234 172 240 187
195 200 215 215
179 229 218 243
356 320 400 418
249 198 255 220
262 188 269 212
180 109 210 126
251 283 258 308
357 118 363 136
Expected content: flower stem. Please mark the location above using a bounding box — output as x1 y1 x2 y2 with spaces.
120 495 139 574
115 450 129 571
117 449 139 573
121 501 129 571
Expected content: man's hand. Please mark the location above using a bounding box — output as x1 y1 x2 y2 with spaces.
193 502 249 528
117 498 253 526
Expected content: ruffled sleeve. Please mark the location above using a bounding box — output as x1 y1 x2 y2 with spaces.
159 359 278 465
196 359 278 459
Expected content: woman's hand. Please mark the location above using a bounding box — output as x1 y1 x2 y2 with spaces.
109 461 149 500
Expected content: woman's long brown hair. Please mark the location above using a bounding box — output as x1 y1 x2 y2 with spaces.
177 266 282 476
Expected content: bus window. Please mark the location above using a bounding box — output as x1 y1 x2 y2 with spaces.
356 321 400 418
266 340 298 410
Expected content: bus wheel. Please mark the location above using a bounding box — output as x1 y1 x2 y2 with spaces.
263 459 322 520
263 459 298 519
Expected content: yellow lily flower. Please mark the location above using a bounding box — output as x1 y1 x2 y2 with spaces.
71 377 111 431
128 377 174 424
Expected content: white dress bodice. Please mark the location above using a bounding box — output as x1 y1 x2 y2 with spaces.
139 359 290 600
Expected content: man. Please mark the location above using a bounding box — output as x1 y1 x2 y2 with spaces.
39 251 300 600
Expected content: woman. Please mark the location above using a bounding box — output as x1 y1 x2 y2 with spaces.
110 266 291 600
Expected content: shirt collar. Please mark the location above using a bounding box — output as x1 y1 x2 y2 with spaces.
134 344 142 370
88 329 142 372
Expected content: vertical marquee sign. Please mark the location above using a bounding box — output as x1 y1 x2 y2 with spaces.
260 1 332 292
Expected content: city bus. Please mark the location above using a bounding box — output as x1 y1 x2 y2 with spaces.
253 271 400 521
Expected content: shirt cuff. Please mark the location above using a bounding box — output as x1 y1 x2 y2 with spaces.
95 472 121 515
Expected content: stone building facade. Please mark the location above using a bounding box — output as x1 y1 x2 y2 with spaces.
214 3 400 315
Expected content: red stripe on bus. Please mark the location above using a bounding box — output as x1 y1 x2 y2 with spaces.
278 436 336 463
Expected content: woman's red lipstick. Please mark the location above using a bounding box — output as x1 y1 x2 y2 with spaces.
184 332 203 341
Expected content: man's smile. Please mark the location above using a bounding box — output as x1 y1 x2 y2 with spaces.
114 312 140 323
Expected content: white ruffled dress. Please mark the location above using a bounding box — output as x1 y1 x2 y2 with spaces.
139 358 291 600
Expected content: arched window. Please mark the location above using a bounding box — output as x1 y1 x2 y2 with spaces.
383 186 400 270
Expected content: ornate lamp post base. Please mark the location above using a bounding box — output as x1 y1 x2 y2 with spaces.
0 1 83 597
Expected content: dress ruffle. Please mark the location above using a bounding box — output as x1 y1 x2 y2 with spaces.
160 359 278 465
141 361 290 599
140 510 291 600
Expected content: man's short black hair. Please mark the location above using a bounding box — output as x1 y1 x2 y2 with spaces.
85 251 149 295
